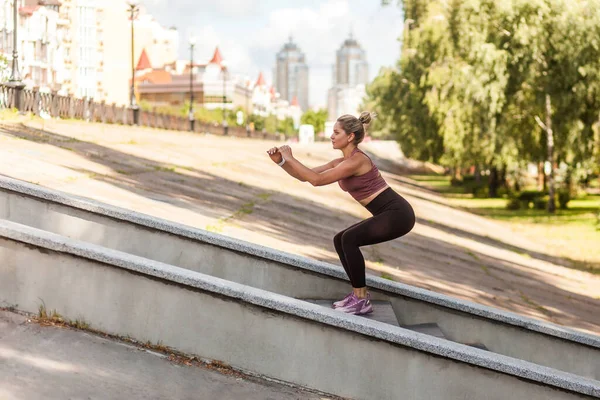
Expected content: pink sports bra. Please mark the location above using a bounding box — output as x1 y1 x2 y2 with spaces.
338 148 388 202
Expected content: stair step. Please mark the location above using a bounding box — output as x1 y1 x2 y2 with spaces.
303 299 400 327
465 342 488 351
402 323 446 339
304 300 452 341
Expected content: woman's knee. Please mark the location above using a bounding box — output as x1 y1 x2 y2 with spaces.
340 229 359 249
333 230 345 250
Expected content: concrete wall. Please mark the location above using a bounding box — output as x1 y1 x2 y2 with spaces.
0 178 599 382
0 220 597 400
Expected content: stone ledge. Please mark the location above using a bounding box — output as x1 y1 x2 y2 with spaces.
0 218 598 398
1 174 599 352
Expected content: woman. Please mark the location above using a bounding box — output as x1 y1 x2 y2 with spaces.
266 112 415 315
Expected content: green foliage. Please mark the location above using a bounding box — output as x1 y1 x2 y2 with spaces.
249 114 265 131
140 100 243 127
277 116 297 137
372 0 600 209
264 114 277 134
557 190 571 209
0 54 9 83
300 108 328 133
506 197 522 210
533 196 549 210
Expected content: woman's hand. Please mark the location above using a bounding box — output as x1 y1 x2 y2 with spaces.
279 145 293 159
266 147 283 164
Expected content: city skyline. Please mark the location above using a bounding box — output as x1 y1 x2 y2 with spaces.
142 0 404 110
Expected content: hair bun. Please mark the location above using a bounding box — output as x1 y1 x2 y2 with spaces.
358 111 374 125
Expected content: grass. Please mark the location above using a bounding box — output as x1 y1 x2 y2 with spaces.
0 108 20 121
408 174 483 196
409 174 600 271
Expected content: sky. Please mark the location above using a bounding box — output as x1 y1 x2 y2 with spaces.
141 0 405 109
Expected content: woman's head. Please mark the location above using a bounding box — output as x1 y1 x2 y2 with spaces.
332 111 372 148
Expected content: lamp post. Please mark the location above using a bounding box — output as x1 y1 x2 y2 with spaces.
245 81 250 137
6 0 25 110
221 60 228 135
2 0 9 57
188 37 196 131
127 0 140 125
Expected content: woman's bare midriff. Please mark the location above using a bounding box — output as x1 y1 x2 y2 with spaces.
358 185 390 207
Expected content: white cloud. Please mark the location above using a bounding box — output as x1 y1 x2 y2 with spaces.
143 0 261 17
142 0 403 109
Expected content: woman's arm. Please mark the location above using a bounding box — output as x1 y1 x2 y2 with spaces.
266 146 307 181
279 146 361 187
311 158 344 173
281 161 308 181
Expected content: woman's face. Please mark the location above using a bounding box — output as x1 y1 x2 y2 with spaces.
331 122 353 150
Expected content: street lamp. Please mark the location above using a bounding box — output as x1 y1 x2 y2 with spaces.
221 60 228 135
245 81 250 137
127 0 140 125
6 0 24 110
188 36 196 131
7 0 22 83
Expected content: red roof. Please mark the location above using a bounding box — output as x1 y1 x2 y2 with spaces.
255 72 266 87
135 70 172 84
136 49 152 71
19 5 41 15
291 96 299 107
209 47 223 65
24 0 61 5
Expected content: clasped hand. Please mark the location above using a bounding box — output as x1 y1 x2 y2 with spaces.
266 145 293 164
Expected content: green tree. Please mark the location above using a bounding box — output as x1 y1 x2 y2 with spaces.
0 54 9 83
249 114 265 131
264 114 278 133
277 116 297 137
300 108 328 133
375 0 600 208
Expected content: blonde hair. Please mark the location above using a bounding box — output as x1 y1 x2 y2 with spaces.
337 111 374 145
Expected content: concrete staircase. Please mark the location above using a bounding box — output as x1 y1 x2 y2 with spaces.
0 176 598 400
306 299 449 340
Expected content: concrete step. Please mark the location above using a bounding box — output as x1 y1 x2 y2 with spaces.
2 219 598 399
304 300 450 341
1 175 599 382
403 322 446 339
304 299 401 327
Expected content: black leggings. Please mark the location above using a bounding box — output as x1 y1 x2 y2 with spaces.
333 188 415 288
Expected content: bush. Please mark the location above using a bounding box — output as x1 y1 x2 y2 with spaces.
557 190 571 209
517 190 544 202
506 197 521 210
533 196 549 210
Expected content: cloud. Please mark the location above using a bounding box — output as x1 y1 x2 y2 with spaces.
191 25 254 73
141 0 404 109
246 0 403 108
144 0 261 17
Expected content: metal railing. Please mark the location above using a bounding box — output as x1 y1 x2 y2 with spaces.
0 84 282 141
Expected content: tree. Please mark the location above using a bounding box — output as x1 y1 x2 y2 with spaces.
0 55 9 83
300 108 328 133
277 116 297 137
374 0 600 209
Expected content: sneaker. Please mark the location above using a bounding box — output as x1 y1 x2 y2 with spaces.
336 294 373 315
332 292 355 309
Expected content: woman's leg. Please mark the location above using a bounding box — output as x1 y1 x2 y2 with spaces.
333 230 353 283
341 208 415 292
333 219 367 283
